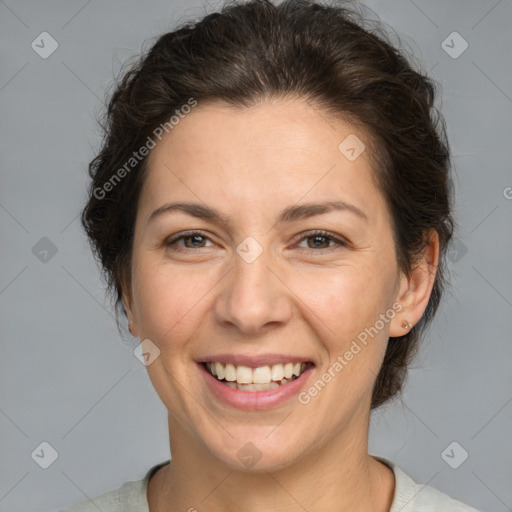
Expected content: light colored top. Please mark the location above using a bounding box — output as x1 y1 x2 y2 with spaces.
59 456 482 512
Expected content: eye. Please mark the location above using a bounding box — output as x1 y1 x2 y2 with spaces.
165 231 215 250
164 229 347 254
294 230 347 252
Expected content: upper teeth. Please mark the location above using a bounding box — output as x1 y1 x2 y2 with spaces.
206 362 307 384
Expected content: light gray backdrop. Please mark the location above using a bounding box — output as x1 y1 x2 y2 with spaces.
1 1 511 511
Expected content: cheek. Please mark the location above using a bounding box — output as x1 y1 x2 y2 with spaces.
287 262 394 381
131 260 216 345
289 264 386 332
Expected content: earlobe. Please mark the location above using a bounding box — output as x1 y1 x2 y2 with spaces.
122 290 140 338
127 317 137 337
401 320 412 330
389 229 440 338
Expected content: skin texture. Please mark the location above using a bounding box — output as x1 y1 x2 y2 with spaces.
123 97 439 512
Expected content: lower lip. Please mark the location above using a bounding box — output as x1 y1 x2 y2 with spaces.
198 363 314 411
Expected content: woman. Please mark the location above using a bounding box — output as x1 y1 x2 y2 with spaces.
61 0 481 510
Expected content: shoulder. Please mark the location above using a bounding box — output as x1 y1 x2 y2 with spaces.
58 479 148 512
58 461 170 512
373 456 483 512
58 480 147 512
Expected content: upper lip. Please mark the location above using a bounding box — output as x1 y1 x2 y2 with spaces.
197 353 315 367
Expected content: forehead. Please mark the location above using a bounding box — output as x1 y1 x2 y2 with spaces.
141 97 386 224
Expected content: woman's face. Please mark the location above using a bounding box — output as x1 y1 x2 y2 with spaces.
125 97 420 470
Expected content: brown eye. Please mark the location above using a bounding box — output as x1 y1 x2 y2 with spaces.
295 230 346 251
306 235 331 249
182 234 207 248
165 231 214 250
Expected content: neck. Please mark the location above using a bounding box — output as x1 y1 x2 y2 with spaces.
148 412 395 512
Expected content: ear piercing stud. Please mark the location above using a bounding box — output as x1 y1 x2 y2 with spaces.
401 320 412 330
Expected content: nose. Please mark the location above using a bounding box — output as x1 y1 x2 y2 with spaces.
213 247 293 335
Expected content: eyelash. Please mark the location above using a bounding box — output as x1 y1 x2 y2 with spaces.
165 230 347 253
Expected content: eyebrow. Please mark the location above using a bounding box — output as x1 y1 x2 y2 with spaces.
147 200 369 226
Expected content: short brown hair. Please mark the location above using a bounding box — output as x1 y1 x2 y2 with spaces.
81 0 454 409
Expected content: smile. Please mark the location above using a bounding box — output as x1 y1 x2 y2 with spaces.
203 361 310 392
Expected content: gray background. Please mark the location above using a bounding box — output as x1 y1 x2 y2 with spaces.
1 0 511 511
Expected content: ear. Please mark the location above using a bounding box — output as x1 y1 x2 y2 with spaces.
389 229 440 337
121 282 140 338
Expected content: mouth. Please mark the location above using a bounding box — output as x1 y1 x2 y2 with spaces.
200 361 314 392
